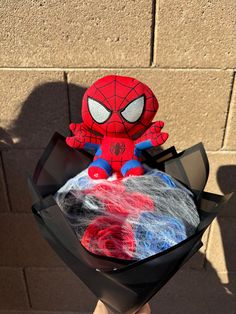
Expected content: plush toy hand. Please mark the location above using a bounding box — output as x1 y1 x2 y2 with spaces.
147 121 168 147
66 123 102 149
135 121 168 149
69 123 85 135
150 120 165 132
144 121 165 134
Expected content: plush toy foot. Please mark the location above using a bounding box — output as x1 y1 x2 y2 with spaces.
88 166 109 179
88 158 112 179
125 167 144 177
121 160 144 177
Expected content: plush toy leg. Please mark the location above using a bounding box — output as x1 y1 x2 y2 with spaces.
121 160 144 177
88 158 112 179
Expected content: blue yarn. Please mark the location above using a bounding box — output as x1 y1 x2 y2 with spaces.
148 171 177 188
134 212 187 259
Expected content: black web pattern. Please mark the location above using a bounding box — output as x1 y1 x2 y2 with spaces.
84 76 157 138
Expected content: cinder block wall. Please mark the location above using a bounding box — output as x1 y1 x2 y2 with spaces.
0 1 235 313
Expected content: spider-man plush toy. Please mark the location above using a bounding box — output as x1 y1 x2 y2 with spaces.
66 75 168 179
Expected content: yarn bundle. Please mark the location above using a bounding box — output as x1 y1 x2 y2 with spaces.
55 168 200 260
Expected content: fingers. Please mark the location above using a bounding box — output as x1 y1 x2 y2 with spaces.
93 301 111 314
154 120 164 129
160 132 168 143
153 120 164 131
135 303 151 314
154 132 169 146
93 301 151 314
69 123 83 134
66 136 80 148
69 123 76 133
150 121 165 133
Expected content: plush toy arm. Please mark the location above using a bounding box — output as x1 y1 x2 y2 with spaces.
135 121 168 150
66 123 102 149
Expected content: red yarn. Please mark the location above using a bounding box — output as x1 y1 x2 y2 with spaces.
81 216 135 260
80 180 155 259
83 180 154 217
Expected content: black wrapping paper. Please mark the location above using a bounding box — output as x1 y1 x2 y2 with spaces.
28 132 232 314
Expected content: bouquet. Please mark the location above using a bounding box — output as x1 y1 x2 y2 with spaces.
28 75 232 314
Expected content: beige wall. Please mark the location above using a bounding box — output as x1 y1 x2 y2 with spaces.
0 0 235 313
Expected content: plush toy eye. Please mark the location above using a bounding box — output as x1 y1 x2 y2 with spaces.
120 95 145 123
88 97 111 123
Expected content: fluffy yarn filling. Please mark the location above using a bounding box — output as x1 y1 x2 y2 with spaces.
55 168 200 260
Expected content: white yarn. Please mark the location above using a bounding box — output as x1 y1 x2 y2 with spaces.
54 168 200 260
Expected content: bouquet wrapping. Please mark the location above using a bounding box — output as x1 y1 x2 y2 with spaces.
28 133 232 314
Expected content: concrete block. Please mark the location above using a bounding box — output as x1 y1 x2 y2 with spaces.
25 267 97 311
206 152 236 216
151 269 236 314
2 149 42 212
224 74 236 150
68 69 233 150
206 217 236 272
155 0 236 68
0 213 63 267
0 267 29 310
0 1 152 67
0 71 68 148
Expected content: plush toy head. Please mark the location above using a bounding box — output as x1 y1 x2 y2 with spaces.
82 75 159 138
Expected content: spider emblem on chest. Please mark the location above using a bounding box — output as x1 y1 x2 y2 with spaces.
110 142 126 156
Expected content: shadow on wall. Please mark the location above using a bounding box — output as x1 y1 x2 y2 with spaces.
0 82 86 150
0 82 235 313
217 165 236 275
0 82 87 212
218 165 236 217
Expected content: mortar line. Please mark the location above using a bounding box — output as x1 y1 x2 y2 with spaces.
207 150 236 153
150 0 157 66
0 67 234 71
63 71 72 125
22 267 33 308
0 212 33 216
0 152 12 211
0 147 235 152
221 72 235 148
152 0 160 66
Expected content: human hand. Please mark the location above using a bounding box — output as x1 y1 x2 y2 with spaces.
93 300 151 314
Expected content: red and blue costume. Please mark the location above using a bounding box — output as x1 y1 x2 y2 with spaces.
66 75 168 179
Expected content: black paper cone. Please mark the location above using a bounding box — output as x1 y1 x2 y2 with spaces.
28 133 232 314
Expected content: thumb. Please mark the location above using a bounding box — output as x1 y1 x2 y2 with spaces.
135 303 151 314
